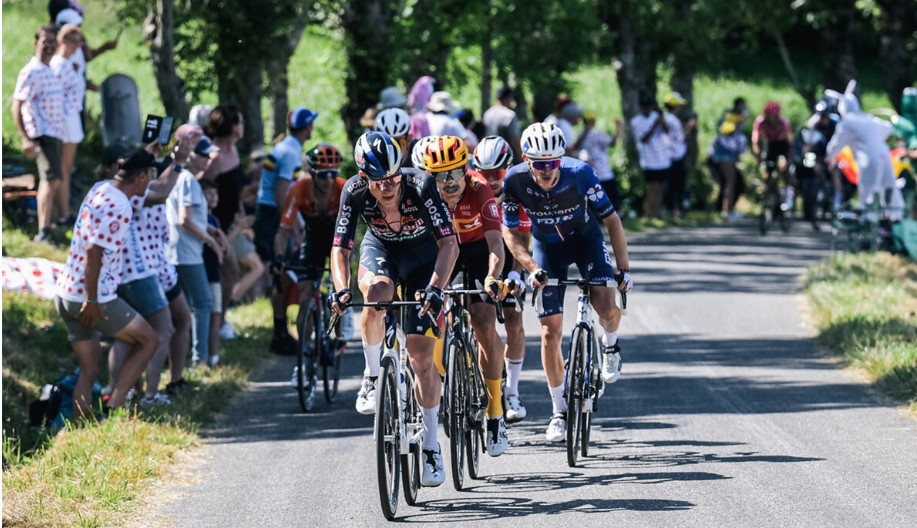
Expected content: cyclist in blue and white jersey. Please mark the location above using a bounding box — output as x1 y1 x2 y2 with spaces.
502 122 633 443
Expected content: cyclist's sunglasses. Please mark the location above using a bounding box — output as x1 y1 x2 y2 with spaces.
433 167 466 183
530 159 561 172
480 168 505 180
367 173 402 188
314 169 339 180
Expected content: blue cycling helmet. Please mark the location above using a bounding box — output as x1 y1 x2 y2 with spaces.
354 131 403 181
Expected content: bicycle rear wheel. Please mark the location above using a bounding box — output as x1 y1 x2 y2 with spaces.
566 328 586 467
465 346 486 480
296 307 318 413
447 339 466 490
323 340 343 403
376 356 400 520
400 375 421 506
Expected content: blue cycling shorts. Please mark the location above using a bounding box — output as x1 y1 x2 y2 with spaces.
532 222 615 317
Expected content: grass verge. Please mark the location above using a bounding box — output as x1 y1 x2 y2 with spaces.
803 252 917 414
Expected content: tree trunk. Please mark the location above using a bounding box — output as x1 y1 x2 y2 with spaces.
819 8 858 97
670 68 697 169
144 0 188 121
340 0 395 144
265 23 307 145
772 27 816 109
612 15 657 166
217 63 263 157
876 0 915 113
481 36 493 119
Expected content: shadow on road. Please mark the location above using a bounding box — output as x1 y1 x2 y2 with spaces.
400 496 695 522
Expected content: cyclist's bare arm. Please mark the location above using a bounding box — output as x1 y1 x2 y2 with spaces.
503 225 538 274
602 213 630 285
274 225 291 261
430 235 459 291
330 246 351 314
484 229 506 300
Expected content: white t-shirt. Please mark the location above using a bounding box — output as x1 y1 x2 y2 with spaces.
166 170 207 266
664 112 687 161
630 111 672 171
56 182 132 303
50 54 85 115
426 112 466 138
120 190 162 283
13 57 64 139
149 203 179 292
577 129 615 182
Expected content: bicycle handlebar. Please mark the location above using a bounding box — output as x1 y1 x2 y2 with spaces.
444 288 505 324
327 299 441 339
531 276 628 316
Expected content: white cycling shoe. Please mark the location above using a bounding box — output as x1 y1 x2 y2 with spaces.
602 343 622 384
486 417 508 457
421 444 446 487
355 376 377 415
505 395 527 423
545 413 566 443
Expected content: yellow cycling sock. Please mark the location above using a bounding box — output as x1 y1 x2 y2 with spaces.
485 378 503 418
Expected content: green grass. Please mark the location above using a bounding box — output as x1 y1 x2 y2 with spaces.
804 253 917 413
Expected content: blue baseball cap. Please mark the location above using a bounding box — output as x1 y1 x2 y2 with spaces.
288 107 318 130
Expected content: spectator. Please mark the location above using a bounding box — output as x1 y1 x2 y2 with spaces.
12 24 64 243
407 75 435 140
254 107 316 355
483 85 523 164
50 23 85 227
204 104 252 339
454 108 480 151
662 92 694 218
426 91 465 137
201 180 226 365
54 148 160 419
166 126 227 368
629 93 672 218
378 86 407 109
231 150 266 302
52 8 117 91
709 120 747 219
575 110 622 211
189 104 214 129
718 97 749 130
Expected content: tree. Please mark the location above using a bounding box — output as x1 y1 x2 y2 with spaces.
142 0 188 121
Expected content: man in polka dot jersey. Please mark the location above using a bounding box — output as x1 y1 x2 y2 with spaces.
54 148 160 419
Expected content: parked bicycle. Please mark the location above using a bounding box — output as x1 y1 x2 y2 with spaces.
328 296 433 521
533 273 628 467
440 282 503 490
288 266 346 412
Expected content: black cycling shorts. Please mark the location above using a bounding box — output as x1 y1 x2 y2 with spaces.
449 238 494 305
358 232 440 336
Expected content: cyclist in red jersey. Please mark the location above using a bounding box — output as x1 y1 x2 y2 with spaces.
273 144 345 383
425 135 510 457
752 101 796 209
473 136 531 423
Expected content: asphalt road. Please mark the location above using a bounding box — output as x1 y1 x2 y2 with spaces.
159 221 917 527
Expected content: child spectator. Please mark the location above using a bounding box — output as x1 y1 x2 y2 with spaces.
202 180 225 366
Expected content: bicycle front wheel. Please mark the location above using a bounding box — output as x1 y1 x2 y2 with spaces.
447 338 466 490
465 346 486 480
566 327 587 467
376 355 400 520
323 340 343 403
400 374 421 506
296 306 318 413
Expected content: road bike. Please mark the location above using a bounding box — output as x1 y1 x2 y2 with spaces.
288 266 345 412
329 296 431 521
440 282 502 490
534 274 627 467
759 159 791 235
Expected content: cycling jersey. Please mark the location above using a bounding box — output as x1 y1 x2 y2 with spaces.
752 115 793 145
333 167 455 251
496 201 531 233
449 171 501 245
502 157 615 244
279 175 345 229
258 134 303 207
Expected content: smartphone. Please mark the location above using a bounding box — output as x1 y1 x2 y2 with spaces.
157 116 174 145
142 115 175 145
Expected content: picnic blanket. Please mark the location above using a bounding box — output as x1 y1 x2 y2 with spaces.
2 257 65 300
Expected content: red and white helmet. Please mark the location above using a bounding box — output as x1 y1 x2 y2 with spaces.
473 136 513 170
521 122 565 160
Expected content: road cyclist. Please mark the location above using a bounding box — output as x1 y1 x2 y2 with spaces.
501 122 633 445
423 135 509 458
752 101 796 214
329 131 459 488
472 135 532 423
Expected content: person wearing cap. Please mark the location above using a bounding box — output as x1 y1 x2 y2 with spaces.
255 106 317 355
166 125 228 368
573 110 622 212
709 119 747 219
426 91 466 138
52 7 117 91
378 86 407 109
630 93 672 218
483 85 523 165
662 92 695 218
12 24 65 243
54 147 160 419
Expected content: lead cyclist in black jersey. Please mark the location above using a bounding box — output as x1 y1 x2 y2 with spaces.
329 131 459 487
502 122 633 443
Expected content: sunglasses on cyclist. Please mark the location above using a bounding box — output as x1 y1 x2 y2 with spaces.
313 169 339 180
480 168 506 180
367 173 402 189
433 167 466 183
530 159 561 172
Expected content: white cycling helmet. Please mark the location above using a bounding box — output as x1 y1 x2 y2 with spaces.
373 108 411 138
411 136 436 169
473 136 513 170
520 122 565 160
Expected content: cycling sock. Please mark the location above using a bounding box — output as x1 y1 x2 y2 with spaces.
274 318 288 336
421 404 440 451
603 330 619 348
362 340 382 377
485 378 503 418
549 383 567 414
504 358 523 396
